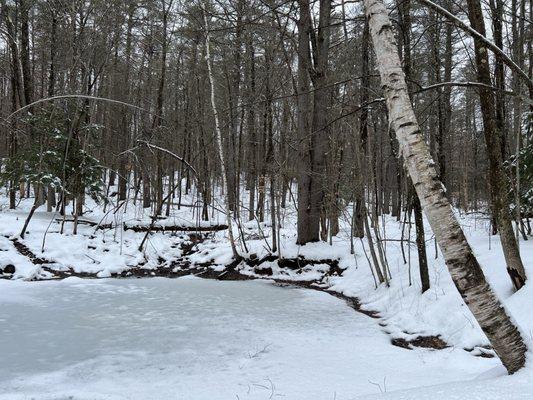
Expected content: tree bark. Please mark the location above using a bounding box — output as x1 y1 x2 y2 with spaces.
466 0 527 290
296 0 332 244
246 34 256 221
363 0 527 374
203 4 240 260
20 0 33 108
413 191 430 292
296 0 315 244
398 0 429 292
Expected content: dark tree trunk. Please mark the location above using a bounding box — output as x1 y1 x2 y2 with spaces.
466 0 527 290
296 0 332 244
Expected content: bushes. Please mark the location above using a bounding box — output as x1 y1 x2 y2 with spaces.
1 107 104 203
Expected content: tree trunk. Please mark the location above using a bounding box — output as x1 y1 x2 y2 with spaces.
466 0 527 290
296 0 315 244
441 1 453 187
489 0 507 160
246 34 256 221
203 4 240 260
20 0 33 108
412 189 430 292
398 0 429 292
363 0 527 374
296 0 332 244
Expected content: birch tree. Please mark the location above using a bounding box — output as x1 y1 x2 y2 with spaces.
362 0 527 374
203 3 240 260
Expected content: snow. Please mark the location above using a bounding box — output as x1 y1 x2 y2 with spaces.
0 235 39 279
0 277 516 400
1 191 533 398
351 371 533 400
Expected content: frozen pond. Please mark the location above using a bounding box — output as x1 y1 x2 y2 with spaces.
0 277 495 399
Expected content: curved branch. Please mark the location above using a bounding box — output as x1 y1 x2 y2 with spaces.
417 81 532 104
4 94 161 122
417 0 533 92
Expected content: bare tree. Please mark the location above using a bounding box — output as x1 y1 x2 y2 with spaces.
466 0 527 290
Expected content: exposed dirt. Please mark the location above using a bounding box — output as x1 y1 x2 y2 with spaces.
10 237 51 264
391 335 448 350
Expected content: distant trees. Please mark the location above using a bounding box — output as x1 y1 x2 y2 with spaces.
0 0 527 235
0 0 530 371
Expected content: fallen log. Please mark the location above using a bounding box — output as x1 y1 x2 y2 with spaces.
55 218 113 230
124 224 228 232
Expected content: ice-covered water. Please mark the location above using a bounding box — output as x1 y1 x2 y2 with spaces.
0 277 495 400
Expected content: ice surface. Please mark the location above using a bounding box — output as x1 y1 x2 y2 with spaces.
0 277 509 400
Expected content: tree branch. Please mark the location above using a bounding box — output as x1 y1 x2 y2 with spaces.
417 0 533 92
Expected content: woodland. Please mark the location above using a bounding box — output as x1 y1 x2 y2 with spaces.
0 0 532 398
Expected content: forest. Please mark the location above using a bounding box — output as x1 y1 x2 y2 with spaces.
0 0 532 399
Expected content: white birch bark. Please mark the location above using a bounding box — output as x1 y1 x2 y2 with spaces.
363 0 527 374
203 6 240 260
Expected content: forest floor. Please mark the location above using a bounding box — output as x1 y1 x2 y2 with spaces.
1 191 533 399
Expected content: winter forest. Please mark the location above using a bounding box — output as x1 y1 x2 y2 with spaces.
0 0 532 398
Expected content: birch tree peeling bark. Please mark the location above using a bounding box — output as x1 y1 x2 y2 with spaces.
363 0 527 374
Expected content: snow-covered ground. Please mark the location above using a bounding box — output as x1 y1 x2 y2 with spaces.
1 188 533 398
0 276 524 400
